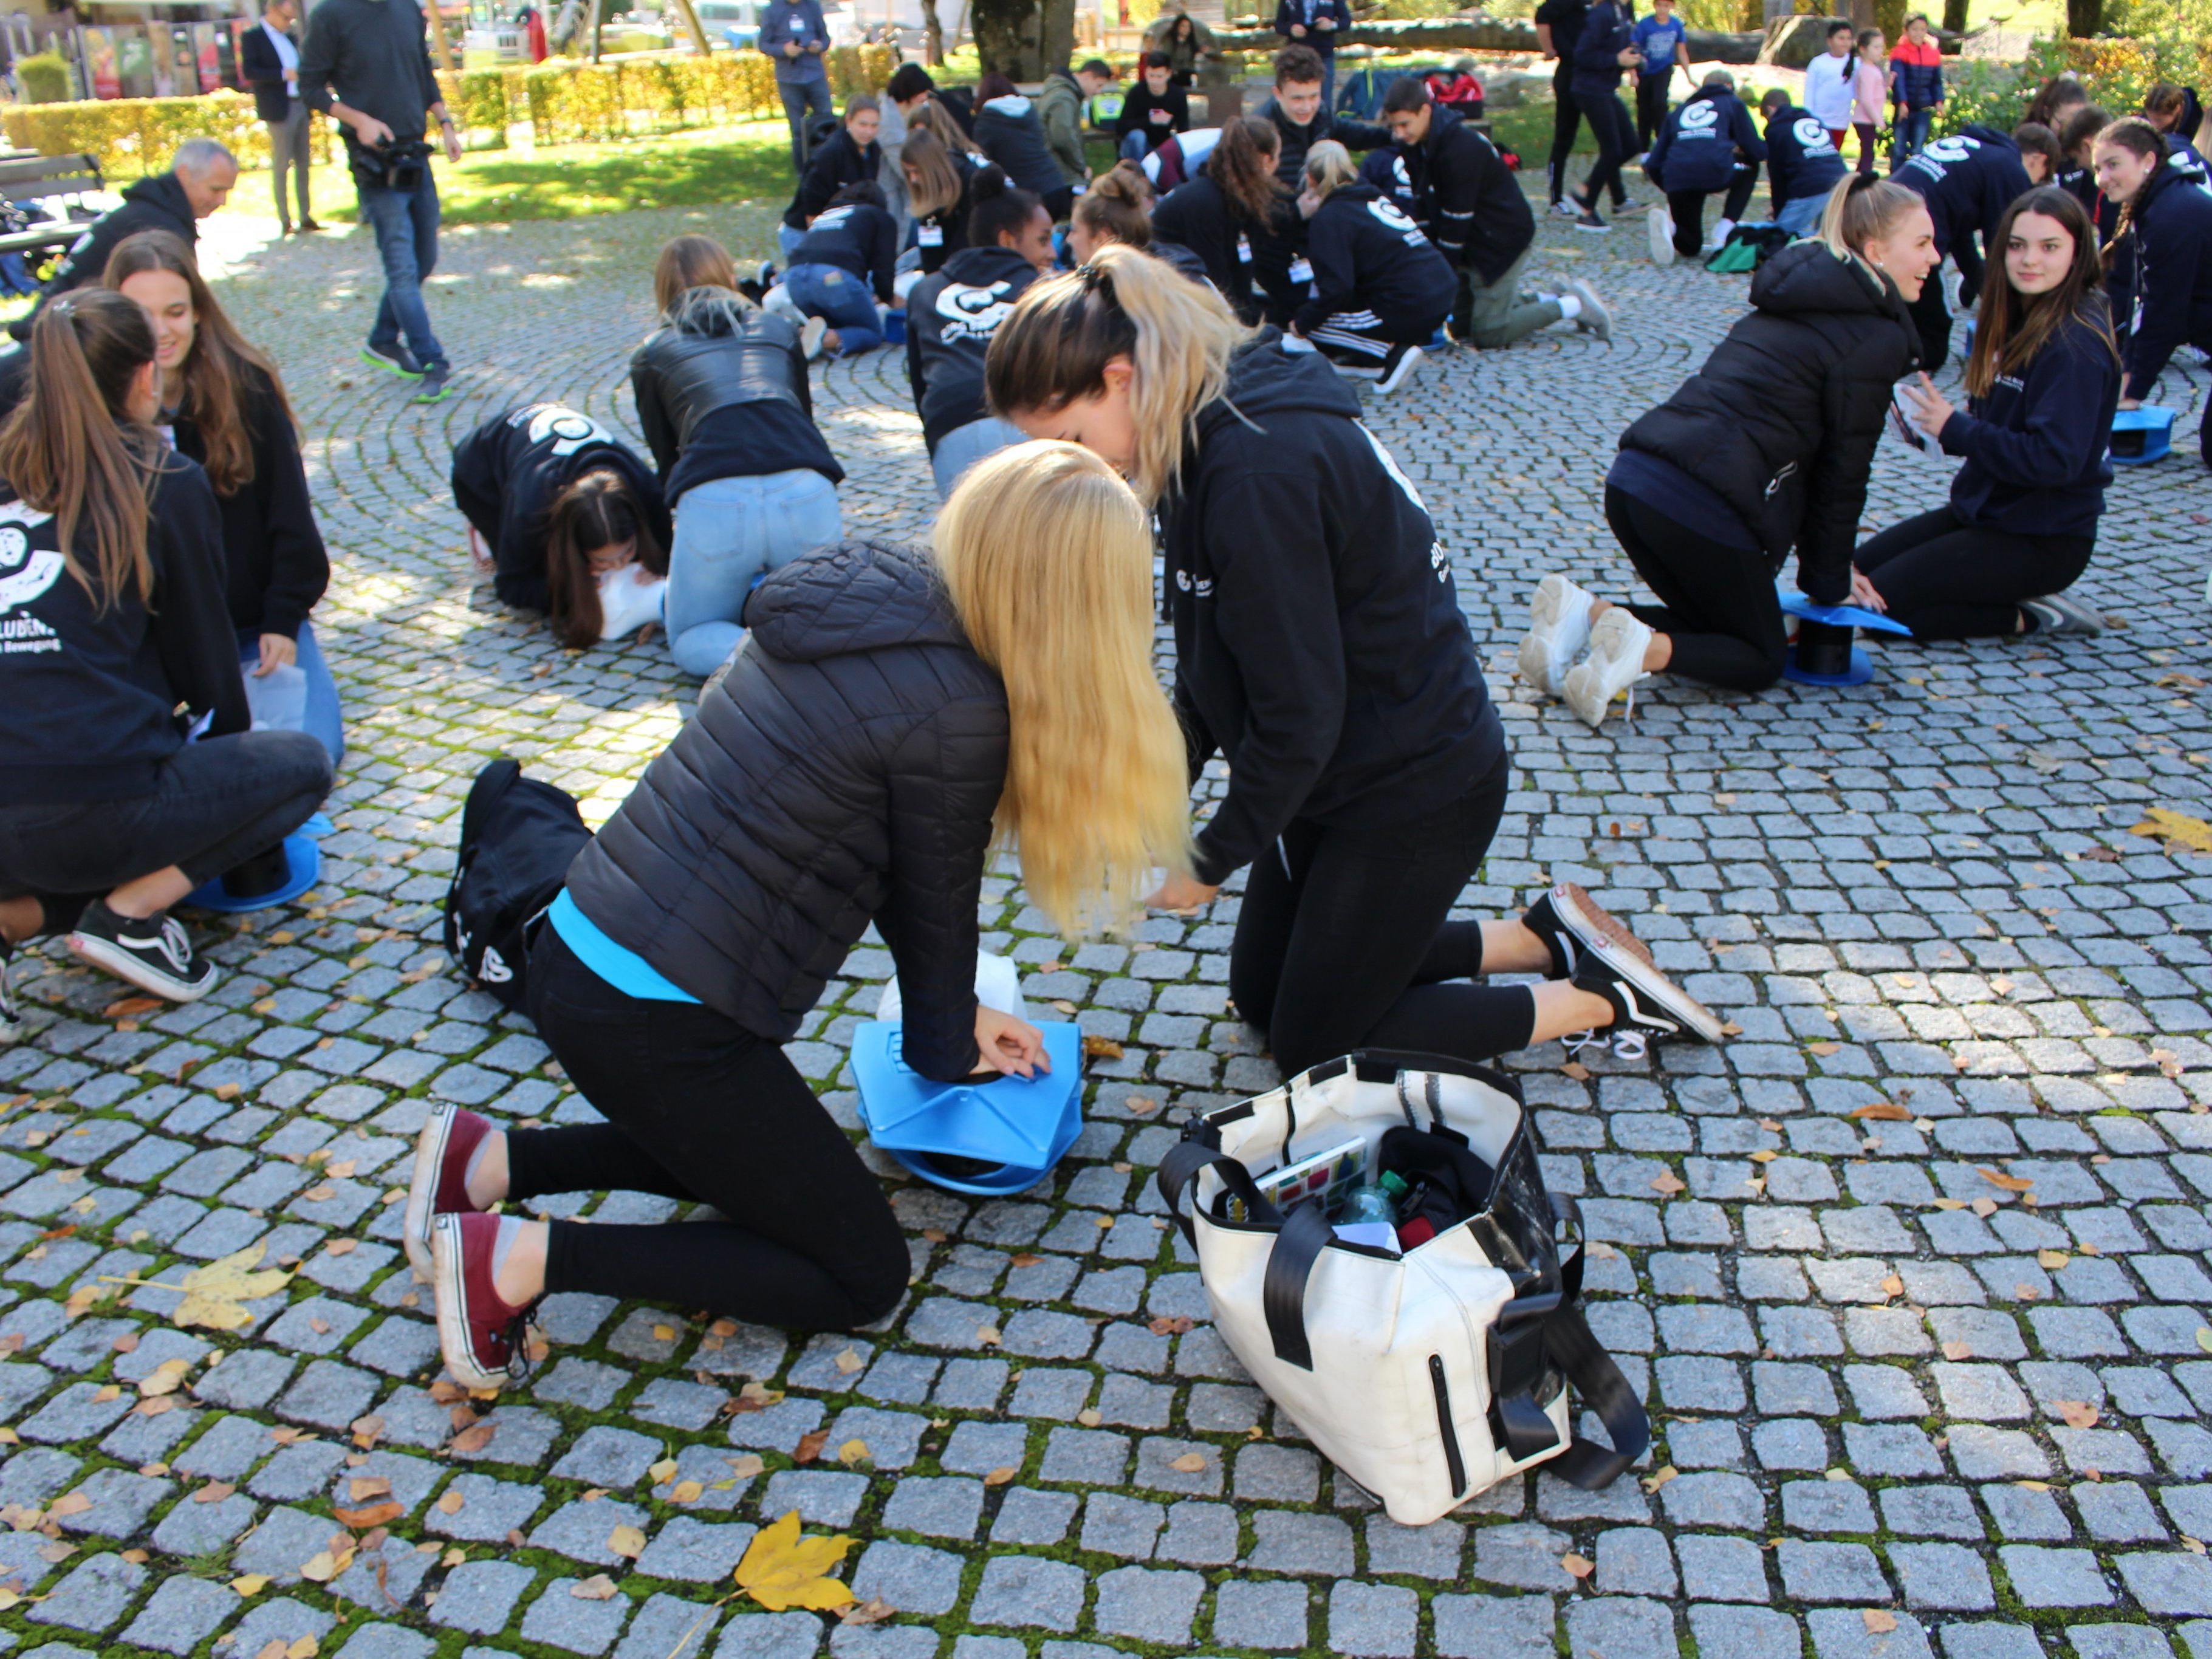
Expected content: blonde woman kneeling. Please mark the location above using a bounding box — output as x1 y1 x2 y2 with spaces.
414 444 1193 1386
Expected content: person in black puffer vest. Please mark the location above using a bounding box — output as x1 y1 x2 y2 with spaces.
906 166 1055 496
973 73 1073 222
630 235 844 679
410 446 1196 1387
1517 176 1932 716
988 247 1728 1078
1290 141 1454 391
780 94 882 261
1892 123 2033 367
1859 187 2118 639
450 402 668 649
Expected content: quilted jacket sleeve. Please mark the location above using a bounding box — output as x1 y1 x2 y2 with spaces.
878 686 1011 1081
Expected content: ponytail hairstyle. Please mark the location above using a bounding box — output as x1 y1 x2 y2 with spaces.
2095 116 2166 269
1817 172 1925 282
932 440 1191 938
0 289 161 614
653 233 739 316
1302 137 1359 200
900 125 966 219
2142 81 2188 133
985 242 1250 508
542 467 667 650
1966 185 2117 399
1211 115 1284 227
2012 121 2061 175
1071 162 1153 249
104 228 293 499
909 97 984 158
968 164 1042 248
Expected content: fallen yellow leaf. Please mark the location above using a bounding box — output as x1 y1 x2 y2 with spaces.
1169 1452 1207 1473
571 1574 619 1600
1561 1552 1595 1579
835 1440 871 1468
1863 1610 1898 1634
734 1509 855 1612
2057 1400 2100 1430
606 1524 646 1560
101 1243 295 1332
671 1480 704 1504
2131 807 2212 853
1641 1466 1677 1493
2036 1250 2070 1270
1849 1101 1911 1121
231 1575 269 1596
648 1459 680 1484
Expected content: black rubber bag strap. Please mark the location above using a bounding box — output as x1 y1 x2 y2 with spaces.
1156 1141 1272 1249
1262 1199 1335 1370
1543 1301 1651 1490
1551 1192 1585 1302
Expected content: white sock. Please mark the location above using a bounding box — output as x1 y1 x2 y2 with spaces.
1712 217 1735 243
1552 294 1583 320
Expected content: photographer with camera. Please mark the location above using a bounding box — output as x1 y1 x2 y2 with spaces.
298 0 464 404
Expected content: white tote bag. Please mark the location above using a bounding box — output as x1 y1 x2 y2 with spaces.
1158 1050 1649 1526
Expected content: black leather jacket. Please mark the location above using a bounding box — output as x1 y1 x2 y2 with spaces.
628 292 813 473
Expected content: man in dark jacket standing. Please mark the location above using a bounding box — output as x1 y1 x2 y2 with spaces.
759 0 833 174
242 0 318 234
1273 0 1350 112
1643 70 1765 261
299 0 464 403
13 141 235 337
1535 0 1589 215
1381 75 1613 346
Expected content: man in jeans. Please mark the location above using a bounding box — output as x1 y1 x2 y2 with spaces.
298 0 464 403
761 0 832 174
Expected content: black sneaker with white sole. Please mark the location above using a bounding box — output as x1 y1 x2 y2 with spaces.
1569 929 1727 1051
67 901 216 1002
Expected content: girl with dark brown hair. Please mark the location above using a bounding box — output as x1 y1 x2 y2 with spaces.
1857 186 2118 638
1151 115 1286 320
104 229 340 763
0 290 330 1019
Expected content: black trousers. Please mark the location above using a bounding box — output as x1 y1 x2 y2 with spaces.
1547 70 1584 205
521 928 909 1330
1854 504 2095 638
1308 297 1447 363
1907 265 1952 368
1606 484 1789 691
1228 748 1536 1080
1665 166 1758 256
1574 91 1635 211
1635 75 1671 152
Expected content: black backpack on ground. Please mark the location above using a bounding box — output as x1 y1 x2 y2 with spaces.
442 758 591 1011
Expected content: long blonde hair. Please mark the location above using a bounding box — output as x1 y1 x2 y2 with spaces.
984 244 1250 508
933 442 1191 937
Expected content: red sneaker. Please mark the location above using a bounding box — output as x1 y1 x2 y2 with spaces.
431 1211 529 1392
404 1104 491 1279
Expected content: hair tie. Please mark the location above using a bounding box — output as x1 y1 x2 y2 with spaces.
1075 261 1113 293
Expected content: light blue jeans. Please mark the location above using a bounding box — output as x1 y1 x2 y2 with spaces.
784 262 883 354
237 618 345 770
931 416 1029 500
1775 193 1825 237
665 470 843 677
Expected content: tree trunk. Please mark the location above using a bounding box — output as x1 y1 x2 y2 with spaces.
2065 0 2100 34
920 0 946 61
972 0 1042 77
587 0 604 62
1040 0 1076 70
1939 0 1968 32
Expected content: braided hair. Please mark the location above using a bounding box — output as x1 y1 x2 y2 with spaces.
2095 115 2166 270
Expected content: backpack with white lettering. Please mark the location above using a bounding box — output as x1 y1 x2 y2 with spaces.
442 759 591 1011
1158 1052 1649 1524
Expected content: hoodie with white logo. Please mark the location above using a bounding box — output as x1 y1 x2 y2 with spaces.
1 452 245 802
903 245 1047 452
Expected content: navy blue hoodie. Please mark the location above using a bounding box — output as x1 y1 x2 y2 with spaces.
903 245 1046 452
2116 154 2212 399
1940 305 2118 538
1295 185 1455 335
1570 0 1633 101
793 200 899 305
1762 104 1847 205
1 452 246 803
1162 335 1503 885
1894 125 2032 289
1645 83 1765 195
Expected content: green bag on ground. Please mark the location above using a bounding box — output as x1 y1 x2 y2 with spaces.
1704 237 1761 273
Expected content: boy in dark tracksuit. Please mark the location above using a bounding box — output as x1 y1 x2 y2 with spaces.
1893 124 2032 363
1293 182 1455 369
1644 74 1765 258
1759 94 1849 235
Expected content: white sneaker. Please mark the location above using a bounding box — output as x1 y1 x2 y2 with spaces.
1518 573 1597 697
1563 609 1654 728
1648 205 1675 267
1551 199 1578 217
800 316 829 361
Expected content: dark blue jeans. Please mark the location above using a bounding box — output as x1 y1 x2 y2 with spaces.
1891 106 1934 172
784 262 882 353
357 168 446 370
779 75 834 173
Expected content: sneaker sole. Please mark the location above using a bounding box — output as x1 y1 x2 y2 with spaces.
414 384 454 405
1377 346 1423 394
431 1214 511 1392
1561 889 1727 1044
66 931 214 1002
1518 575 1591 697
360 349 424 380
404 1105 459 1281
1562 658 1631 728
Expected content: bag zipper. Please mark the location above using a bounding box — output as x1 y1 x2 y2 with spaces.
1429 1354 1468 1500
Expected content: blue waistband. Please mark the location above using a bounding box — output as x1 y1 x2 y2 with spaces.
547 888 700 1004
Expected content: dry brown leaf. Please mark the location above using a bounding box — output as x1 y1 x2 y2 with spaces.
976 1325 1002 1347
1076 1408 1104 1428
1806 1041 1841 1056
833 1348 864 1375
2057 1400 2100 1429
1750 1149 1779 1165
297 1550 343 1582
193 1481 236 1504
1125 1096 1157 1117
606 1524 646 1559
1169 1452 1207 1473
984 1466 1018 1486
1081 1036 1125 1060
1641 1466 1677 1493
1977 1166 2034 1193
1941 1339 1973 1361
1650 1171 1687 1194
838 1598 897 1626
436 1489 466 1515
1560 1062 1591 1082
348 1477 392 1503
1009 1253 1043 1268
1863 1610 1898 1634
793 1429 831 1465
1849 1101 1911 1121
1147 1316 1195 1336
1560 1552 1595 1579
450 1423 496 1455
571 1574 619 1600
1971 1197 1998 1217
727 1454 766 1479
1879 1274 1903 1298
134 1395 176 1418
671 1480 704 1504
103 996 162 1020
2036 1249 2070 1270
334 1501 404 1530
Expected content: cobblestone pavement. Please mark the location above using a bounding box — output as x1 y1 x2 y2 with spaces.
4 191 2212 1659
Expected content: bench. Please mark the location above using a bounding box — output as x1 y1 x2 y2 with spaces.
0 153 104 273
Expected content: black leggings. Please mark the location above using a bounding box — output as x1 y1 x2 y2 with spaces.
1575 92 1634 211
1547 71 1583 205
521 928 908 1330
1635 75 1671 153
1606 484 1788 691
1665 166 1758 256
1854 504 2095 638
1228 748 1536 1080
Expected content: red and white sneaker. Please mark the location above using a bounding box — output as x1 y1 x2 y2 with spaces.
431 1211 531 1392
404 1104 493 1279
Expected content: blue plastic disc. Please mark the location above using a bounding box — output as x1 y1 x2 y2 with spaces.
852 1020 1084 1192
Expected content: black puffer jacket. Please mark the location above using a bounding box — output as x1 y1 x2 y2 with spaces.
629 293 813 468
1618 239 1919 603
564 541 1008 1081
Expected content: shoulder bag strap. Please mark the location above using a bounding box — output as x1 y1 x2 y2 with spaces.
1261 1197 1335 1371
1156 1141 1274 1249
1539 1300 1651 1491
